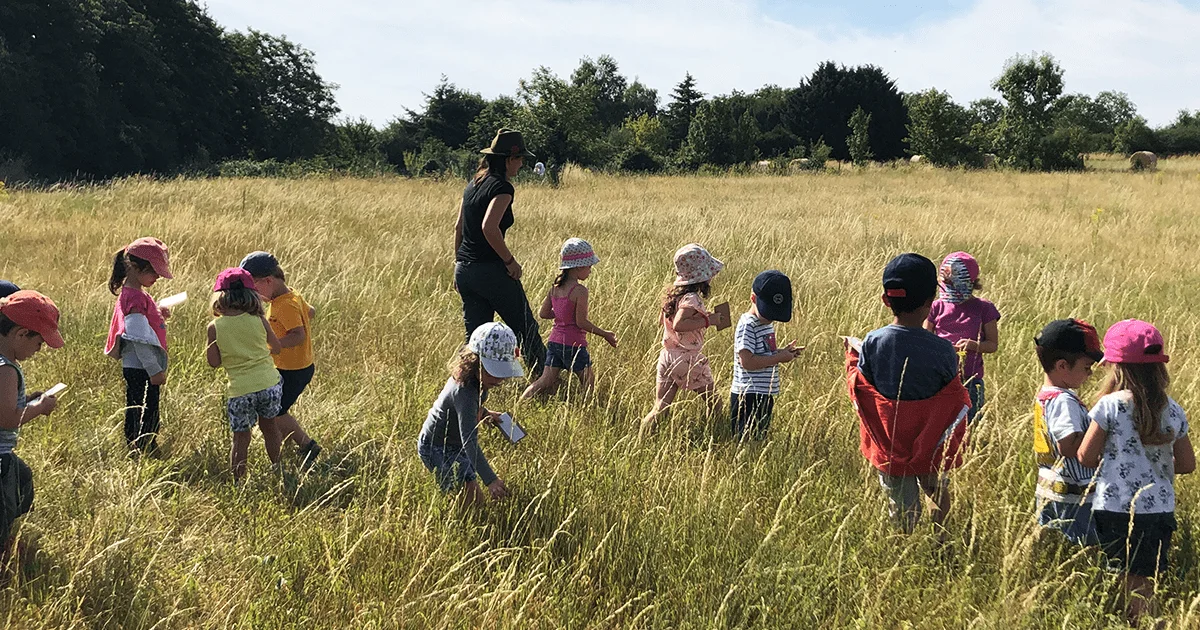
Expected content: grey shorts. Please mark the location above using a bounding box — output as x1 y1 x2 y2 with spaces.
878 472 949 531
227 381 283 432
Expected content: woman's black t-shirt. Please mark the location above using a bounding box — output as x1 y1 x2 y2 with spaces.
456 174 515 264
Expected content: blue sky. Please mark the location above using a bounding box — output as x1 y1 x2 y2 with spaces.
201 0 1200 127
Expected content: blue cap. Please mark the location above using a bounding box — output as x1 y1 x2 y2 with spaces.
882 253 937 304
752 270 792 322
239 251 279 278
0 280 20 299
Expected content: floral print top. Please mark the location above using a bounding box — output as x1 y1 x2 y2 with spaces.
1089 391 1188 514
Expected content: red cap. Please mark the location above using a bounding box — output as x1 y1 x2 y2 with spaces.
214 267 256 292
1103 319 1169 364
0 290 64 348
126 237 172 279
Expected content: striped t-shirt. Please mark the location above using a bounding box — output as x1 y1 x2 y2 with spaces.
731 312 780 395
1033 387 1095 505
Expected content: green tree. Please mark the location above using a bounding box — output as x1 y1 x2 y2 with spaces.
571 55 628 130
406 76 486 149
682 97 757 166
991 53 1081 170
516 66 600 181
467 96 520 151
847 106 873 165
904 89 978 166
663 72 703 151
623 80 659 119
784 62 907 161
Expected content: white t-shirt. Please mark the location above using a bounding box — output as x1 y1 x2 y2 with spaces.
1089 391 1188 514
1033 387 1096 504
731 312 779 395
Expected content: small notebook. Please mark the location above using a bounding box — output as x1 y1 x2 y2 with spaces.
158 292 188 309
497 413 527 444
43 383 67 398
840 336 864 353
712 302 732 330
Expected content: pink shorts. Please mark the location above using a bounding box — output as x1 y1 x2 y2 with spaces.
655 347 714 392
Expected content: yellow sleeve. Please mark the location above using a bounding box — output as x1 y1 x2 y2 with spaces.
270 296 305 336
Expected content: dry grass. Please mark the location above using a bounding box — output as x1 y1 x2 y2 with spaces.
2 159 1200 628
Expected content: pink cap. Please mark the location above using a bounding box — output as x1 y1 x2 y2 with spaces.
1103 319 1169 364
213 267 256 293
0 290 64 348
941 251 979 283
126 237 173 279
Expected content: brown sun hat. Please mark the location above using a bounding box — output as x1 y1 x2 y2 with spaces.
481 128 536 158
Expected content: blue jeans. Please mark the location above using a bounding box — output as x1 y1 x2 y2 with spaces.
417 440 476 492
1039 500 1098 546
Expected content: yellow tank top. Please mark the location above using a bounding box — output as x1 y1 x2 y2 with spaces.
213 313 281 398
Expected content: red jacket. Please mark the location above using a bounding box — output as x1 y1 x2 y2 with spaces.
846 350 971 476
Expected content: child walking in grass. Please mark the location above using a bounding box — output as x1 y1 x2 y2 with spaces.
104 237 173 454
1032 319 1104 546
640 243 729 434
924 252 999 423
205 268 284 481
521 238 618 401
1080 320 1195 625
240 251 322 470
418 322 522 508
730 270 802 441
0 291 63 567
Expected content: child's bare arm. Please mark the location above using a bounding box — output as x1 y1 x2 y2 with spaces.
0 367 22 430
1078 423 1107 469
1056 431 1085 459
737 348 795 371
263 317 282 355
1175 435 1196 474
923 319 936 333
308 305 317 319
206 323 222 368
278 326 307 349
574 289 616 347
978 320 999 353
672 305 708 333
538 293 554 320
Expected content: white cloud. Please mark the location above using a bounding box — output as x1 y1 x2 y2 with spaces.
201 0 1200 126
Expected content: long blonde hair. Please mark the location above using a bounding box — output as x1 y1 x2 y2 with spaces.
1098 362 1173 445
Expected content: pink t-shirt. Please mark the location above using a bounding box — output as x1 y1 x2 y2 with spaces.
662 292 708 352
927 297 1000 382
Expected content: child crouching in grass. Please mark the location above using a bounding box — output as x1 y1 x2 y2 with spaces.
417 322 521 508
205 268 284 481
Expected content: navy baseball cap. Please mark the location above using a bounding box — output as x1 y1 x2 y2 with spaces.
0 280 20 299
752 270 792 322
239 251 279 277
1036 319 1104 362
882 253 937 304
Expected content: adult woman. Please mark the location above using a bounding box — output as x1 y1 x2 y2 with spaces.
454 128 545 375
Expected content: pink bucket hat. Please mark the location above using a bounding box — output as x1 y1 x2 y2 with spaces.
213 267 257 293
125 237 173 279
673 243 723 286
1103 319 1169 364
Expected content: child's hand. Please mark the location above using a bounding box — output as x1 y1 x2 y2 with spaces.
481 410 504 427
488 478 510 500
954 339 978 353
28 394 57 419
603 330 618 348
149 371 168 386
159 306 172 320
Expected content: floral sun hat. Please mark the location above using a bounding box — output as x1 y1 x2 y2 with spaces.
673 243 723 286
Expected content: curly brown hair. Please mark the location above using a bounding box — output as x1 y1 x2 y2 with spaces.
660 280 710 321
1098 362 1173 445
448 345 481 387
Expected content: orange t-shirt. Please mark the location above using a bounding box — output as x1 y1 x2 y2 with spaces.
267 291 313 370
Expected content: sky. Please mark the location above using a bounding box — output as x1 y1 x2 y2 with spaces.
200 0 1200 127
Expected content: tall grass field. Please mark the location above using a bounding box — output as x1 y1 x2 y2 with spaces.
2 158 1200 628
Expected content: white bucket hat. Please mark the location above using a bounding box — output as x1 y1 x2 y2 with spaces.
672 243 724 286
468 322 525 379
559 238 600 269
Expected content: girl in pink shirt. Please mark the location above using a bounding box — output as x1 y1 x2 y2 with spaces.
924 251 1000 423
521 239 617 401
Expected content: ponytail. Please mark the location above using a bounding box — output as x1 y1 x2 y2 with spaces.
552 269 570 288
108 250 127 295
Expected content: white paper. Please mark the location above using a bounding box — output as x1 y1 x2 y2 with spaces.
840 336 863 353
497 412 526 444
44 383 67 397
158 292 188 309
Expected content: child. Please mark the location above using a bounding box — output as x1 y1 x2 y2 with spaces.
240 251 322 469
640 243 729 434
205 268 284 481
0 281 19 299
1032 319 1104 545
104 237 173 453
924 252 1000 422
521 238 618 401
730 270 802 440
1079 320 1195 625
851 253 965 534
0 291 64 565
417 322 522 508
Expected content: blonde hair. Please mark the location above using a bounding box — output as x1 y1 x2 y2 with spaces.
210 288 264 317
448 345 480 387
1098 362 1173 445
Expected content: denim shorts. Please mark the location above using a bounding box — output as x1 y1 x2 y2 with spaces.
545 342 591 372
227 381 283 433
1038 499 1098 546
417 440 476 492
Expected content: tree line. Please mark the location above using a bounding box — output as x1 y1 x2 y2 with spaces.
3 0 1199 183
